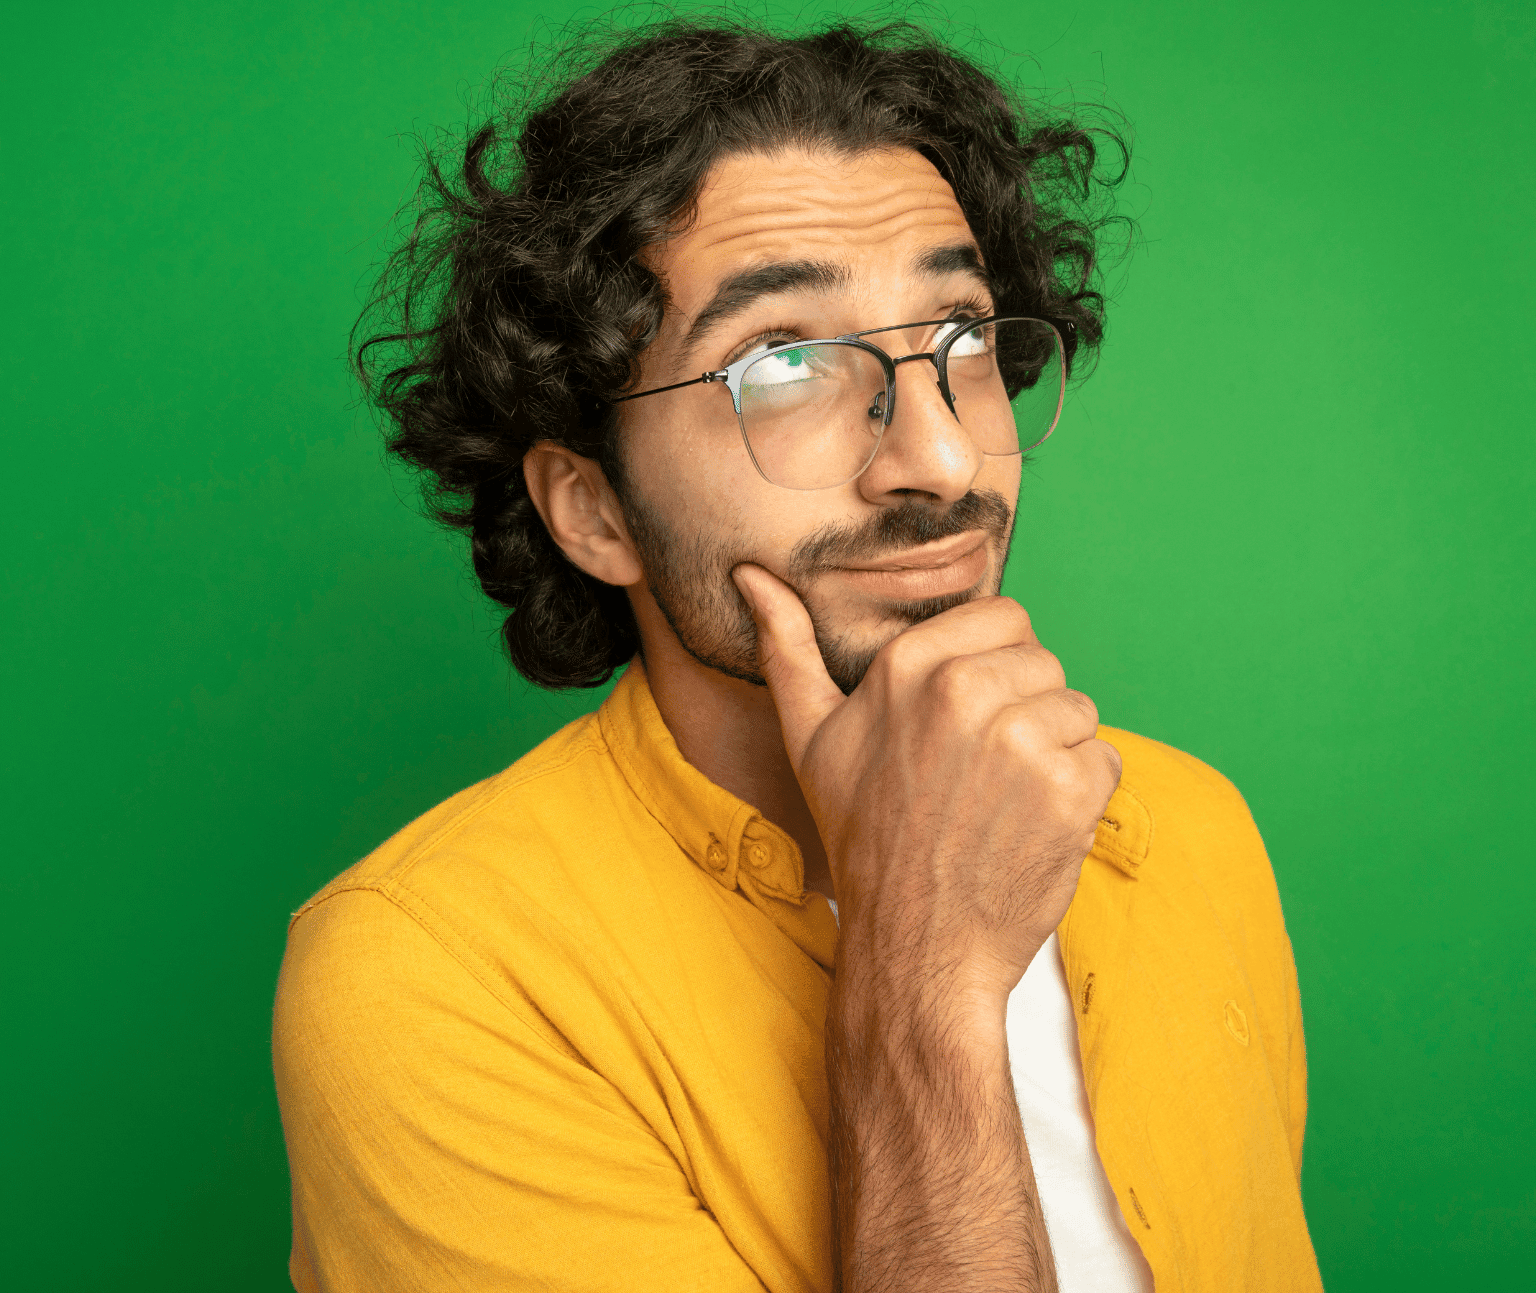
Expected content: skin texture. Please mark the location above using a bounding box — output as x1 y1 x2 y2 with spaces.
522 145 1122 1292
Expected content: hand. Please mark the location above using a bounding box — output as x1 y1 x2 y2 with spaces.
732 565 1121 1006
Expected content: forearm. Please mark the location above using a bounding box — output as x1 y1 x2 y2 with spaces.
733 576 1111 1290
826 970 1058 1293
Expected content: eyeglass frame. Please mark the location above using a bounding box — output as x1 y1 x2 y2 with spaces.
611 314 1070 489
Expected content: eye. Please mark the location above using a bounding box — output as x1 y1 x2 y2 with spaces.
727 330 801 368
940 320 990 357
743 345 829 387
933 310 989 351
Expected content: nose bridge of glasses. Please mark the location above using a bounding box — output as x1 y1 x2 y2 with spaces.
856 328 955 404
883 346 964 433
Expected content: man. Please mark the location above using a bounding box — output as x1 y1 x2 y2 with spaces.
274 19 1320 1292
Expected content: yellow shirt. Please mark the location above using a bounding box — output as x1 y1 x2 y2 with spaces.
274 663 1320 1292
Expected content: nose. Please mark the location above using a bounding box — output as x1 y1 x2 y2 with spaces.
856 357 982 504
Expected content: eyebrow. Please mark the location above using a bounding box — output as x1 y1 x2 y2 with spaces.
681 260 849 357
916 242 989 284
678 241 991 361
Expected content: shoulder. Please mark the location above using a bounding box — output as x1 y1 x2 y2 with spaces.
297 708 613 913
1094 724 1276 908
280 701 722 1027
1100 724 1251 819
1099 724 1259 844
279 710 635 1042
1083 728 1302 1027
281 708 643 1005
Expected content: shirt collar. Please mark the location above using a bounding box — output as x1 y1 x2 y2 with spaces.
596 661 1142 970
597 661 839 970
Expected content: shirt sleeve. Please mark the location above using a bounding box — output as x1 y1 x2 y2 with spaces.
1281 926 1309 1179
273 888 767 1293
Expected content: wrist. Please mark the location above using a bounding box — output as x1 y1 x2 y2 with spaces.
828 956 1011 1075
832 912 1030 1026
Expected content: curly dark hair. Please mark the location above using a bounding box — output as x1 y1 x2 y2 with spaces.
355 15 1127 690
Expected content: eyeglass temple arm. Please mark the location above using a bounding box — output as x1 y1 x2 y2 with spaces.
611 370 730 404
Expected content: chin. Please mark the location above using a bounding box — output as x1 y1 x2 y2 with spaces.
807 584 991 695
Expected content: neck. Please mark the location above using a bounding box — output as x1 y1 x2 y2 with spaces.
627 589 834 900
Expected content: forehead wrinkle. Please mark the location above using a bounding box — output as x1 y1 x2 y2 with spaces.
651 147 979 375
690 149 954 209
688 193 969 253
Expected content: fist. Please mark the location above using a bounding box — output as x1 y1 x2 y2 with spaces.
733 566 1121 1001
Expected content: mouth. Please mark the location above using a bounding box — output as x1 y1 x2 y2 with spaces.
836 530 989 572
825 530 991 600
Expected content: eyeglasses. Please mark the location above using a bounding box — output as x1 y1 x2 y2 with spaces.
613 315 1067 490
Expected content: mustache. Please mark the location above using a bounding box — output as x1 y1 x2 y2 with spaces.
786 489 1014 579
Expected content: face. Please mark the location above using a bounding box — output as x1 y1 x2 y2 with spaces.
616 145 1023 693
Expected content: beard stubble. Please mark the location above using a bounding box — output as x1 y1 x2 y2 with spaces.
619 486 1017 695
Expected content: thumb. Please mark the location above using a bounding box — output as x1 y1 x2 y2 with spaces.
732 563 846 768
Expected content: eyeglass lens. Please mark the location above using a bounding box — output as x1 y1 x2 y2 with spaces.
736 318 1065 490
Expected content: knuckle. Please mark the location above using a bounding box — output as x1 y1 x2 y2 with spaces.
1000 642 1054 689
1037 651 1067 691
929 654 983 702
1062 688 1100 727
875 629 924 680
987 594 1034 633
1040 752 1090 803
981 598 1037 648
992 706 1045 758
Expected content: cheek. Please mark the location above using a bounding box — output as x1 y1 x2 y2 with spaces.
976 451 1023 501
621 400 839 564
622 398 739 509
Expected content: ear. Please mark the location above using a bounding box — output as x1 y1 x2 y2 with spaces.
522 442 644 588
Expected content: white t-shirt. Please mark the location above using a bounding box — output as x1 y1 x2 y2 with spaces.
1008 933 1153 1292
828 904 1152 1290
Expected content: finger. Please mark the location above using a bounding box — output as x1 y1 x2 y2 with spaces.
925 639 1069 711
732 563 846 768
1001 688 1104 750
1094 735 1124 788
871 595 1043 687
1074 736 1124 818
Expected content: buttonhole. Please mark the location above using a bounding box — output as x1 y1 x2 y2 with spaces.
1223 1000 1251 1046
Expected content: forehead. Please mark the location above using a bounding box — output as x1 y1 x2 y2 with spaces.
652 146 977 314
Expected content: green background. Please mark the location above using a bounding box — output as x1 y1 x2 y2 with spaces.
6 1 1532 1287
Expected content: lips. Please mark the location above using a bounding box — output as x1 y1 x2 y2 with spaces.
835 530 989 573
828 530 991 600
